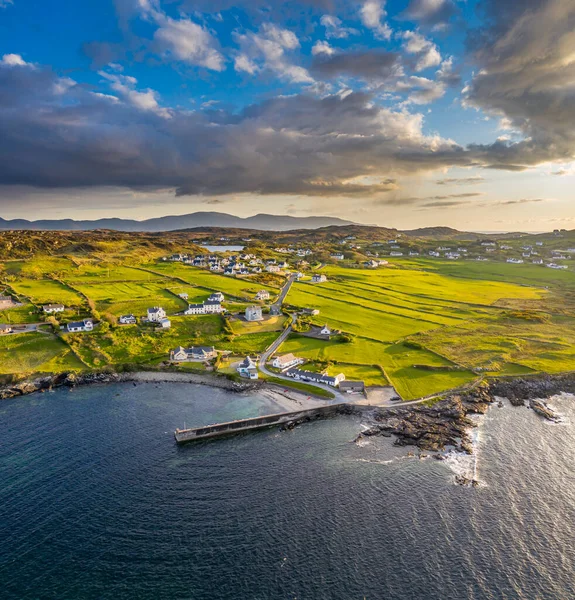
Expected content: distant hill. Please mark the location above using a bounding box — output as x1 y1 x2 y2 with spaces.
0 212 356 232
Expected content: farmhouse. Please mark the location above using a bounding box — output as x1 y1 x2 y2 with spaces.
0 323 13 335
272 353 304 370
311 274 327 283
266 265 280 273
339 381 365 394
119 314 137 325
255 290 270 301
43 303 65 314
285 368 345 387
170 345 217 362
245 305 263 321
185 299 223 315
66 319 93 333
0 295 14 309
147 306 167 322
237 356 258 379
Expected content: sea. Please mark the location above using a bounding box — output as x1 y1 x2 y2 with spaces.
199 245 245 253
1 382 574 600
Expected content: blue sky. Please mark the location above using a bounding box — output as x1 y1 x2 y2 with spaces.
0 0 574 231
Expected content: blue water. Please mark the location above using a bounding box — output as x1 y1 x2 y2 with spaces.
1 383 574 600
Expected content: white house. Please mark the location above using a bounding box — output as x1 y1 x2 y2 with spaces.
272 353 304 371
66 319 93 333
285 368 345 387
178 292 189 300
245 306 263 321
255 290 270 301
147 306 166 322
158 318 171 329
320 324 332 336
185 303 206 315
266 265 280 273
237 356 258 379
312 274 327 283
119 314 137 325
184 300 223 315
0 323 13 335
0 295 14 309
330 253 344 260
170 345 216 362
43 304 65 314
208 292 225 302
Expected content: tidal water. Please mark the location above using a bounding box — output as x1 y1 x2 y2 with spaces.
1 383 574 600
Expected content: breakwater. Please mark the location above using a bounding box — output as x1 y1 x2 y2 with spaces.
175 403 351 443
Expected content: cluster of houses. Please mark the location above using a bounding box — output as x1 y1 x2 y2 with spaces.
165 251 291 276
170 345 217 362
184 292 224 315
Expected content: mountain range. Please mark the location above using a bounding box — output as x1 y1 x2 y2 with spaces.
0 212 356 232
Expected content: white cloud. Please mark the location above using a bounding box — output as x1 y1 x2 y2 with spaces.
233 23 313 84
99 70 171 118
320 15 358 39
311 41 336 56
0 0 14 7
1 53 30 67
360 1 392 40
402 31 442 71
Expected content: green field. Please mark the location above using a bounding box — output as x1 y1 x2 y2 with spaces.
0 332 74 374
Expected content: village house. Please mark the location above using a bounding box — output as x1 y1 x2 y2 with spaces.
245 305 263 321
339 381 365 394
119 314 137 325
255 290 270 301
237 356 258 379
302 308 320 316
147 306 166 322
66 319 93 333
266 265 280 273
0 295 14 309
320 324 332 336
208 292 225 302
331 253 344 260
170 345 217 362
42 303 65 314
312 274 327 283
0 323 13 335
364 260 379 268
184 299 223 315
285 368 345 388
272 353 304 371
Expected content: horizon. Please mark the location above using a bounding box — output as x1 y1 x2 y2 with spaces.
0 0 573 231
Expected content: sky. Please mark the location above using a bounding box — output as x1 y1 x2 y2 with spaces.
0 0 574 232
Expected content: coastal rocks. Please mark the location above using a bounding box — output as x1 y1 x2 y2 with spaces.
490 373 575 405
355 390 492 454
530 399 561 422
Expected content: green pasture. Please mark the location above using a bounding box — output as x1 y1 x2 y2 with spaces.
0 303 40 324
0 332 70 374
11 279 85 307
230 315 287 334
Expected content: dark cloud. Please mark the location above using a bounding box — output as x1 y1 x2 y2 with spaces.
401 0 459 27
311 50 399 80
435 176 484 185
465 0 575 168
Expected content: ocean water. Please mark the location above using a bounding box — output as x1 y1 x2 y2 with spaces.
1 383 574 600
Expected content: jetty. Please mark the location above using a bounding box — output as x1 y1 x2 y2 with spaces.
174 403 350 444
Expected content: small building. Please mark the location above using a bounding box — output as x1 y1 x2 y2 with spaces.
245 305 263 322
158 318 171 329
320 324 332 336
119 314 137 325
42 303 65 314
272 353 304 371
66 319 93 333
285 368 345 387
178 292 189 300
312 274 327 283
0 295 14 309
147 306 166 322
0 323 13 335
204 300 223 314
266 265 280 273
208 292 225 302
339 381 365 394
237 356 258 379
170 345 217 362
330 253 345 260
255 290 270 301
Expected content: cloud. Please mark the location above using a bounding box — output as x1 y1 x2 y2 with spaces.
311 50 399 80
233 23 313 83
360 0 392 40
320 15 358 39
402 0 458 28
1 54 31 67
0 0 14 7
464 0 575 169
435 176 484 185
311 41 336 56
401 31 441 72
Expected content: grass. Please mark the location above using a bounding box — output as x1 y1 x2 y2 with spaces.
263 375 335 399
229 315 287 334
0 303 40 324
11 279 85 307
0 332 71 374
